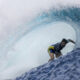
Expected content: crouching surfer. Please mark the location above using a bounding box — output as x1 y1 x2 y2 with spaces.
48 38 75 61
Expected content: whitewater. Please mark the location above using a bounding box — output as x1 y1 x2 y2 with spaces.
0 0 80 80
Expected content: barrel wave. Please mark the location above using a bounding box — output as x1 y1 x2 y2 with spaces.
14 7 80 80
0 1 80 80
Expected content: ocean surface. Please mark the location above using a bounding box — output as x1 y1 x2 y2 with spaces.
0 0 80 80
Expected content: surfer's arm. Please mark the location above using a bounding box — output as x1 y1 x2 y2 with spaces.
68 39 75 44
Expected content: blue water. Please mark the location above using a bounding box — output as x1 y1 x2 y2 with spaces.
26 7 80 47
15 7 80 80
15 48 80 80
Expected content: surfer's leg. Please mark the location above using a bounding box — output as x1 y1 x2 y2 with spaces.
48 47 55 61
55 52 62 58
48 52 54 61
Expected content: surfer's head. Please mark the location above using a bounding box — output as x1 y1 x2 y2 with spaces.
61 38 68 47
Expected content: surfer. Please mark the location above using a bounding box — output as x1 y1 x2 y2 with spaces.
48 38 75 61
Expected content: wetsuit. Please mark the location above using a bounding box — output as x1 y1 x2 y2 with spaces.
48 42 66 55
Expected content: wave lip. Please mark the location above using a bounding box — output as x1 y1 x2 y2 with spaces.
15 48 80 80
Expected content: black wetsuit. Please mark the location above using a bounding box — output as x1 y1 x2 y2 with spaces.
48 42 66 54
52 43 64 53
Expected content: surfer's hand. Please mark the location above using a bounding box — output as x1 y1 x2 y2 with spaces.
68 39 75 44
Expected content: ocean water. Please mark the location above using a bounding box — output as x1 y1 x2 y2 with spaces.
0 0 80 79
15 7 80 80
15 48 80 80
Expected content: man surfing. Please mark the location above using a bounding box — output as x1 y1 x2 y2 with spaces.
48 38 75 61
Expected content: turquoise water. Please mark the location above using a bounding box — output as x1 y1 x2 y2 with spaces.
0 3 80 79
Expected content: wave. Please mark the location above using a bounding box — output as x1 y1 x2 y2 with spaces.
31 7 80 48
0 4 80 79
15 48 80 80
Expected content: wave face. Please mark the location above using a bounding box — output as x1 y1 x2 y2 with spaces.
14 7 80 80
16 48 80 80
15 48 80 80
0 2 80 80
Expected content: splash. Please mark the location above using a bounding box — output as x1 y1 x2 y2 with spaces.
0 0 80 79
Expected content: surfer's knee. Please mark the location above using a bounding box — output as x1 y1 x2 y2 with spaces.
50 53 54 59
55 52 62 58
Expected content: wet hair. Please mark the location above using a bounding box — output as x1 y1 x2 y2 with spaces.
61 38 68 44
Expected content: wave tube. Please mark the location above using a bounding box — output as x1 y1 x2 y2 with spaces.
14 8 80 80
0 0 80 80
